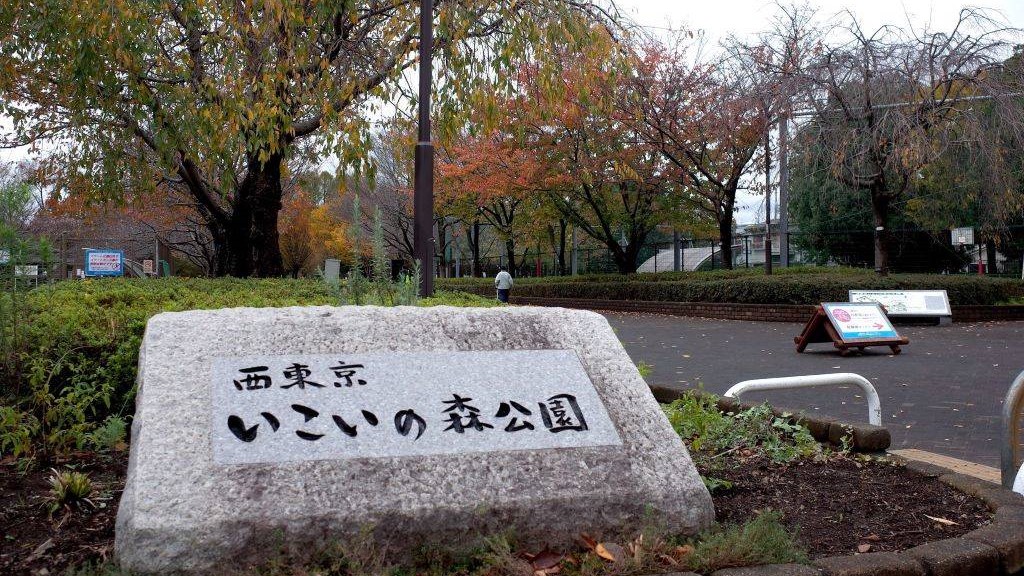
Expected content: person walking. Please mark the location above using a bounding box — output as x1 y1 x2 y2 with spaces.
494 265 513 303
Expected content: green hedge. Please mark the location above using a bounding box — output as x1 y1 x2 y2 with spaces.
1 278 494 458
438 268 1024 306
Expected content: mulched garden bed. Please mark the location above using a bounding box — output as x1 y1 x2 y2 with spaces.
1 451 127 576
0 450 993 575
706 452 992 558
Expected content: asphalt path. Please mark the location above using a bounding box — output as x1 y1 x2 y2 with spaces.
605 312 1024 467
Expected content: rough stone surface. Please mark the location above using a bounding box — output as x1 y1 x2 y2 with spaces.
711 563 823 575
115 306 714 574
963 522 1024 574
994 506 1024 525
974 486 1024 512
813 553 925 576
895 458 945 479
905 537 1000 576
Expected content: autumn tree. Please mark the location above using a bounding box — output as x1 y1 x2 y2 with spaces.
354 128 459 267
502 32 682 274
0 0 613 277
438 126 553 274
625 32 774 269
280 188 351 277
795 8 1024 274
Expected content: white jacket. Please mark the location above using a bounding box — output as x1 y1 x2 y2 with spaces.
494 270 513 290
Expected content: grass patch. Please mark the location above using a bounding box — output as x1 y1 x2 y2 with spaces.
685 511 807 571
69 516 806 576
47 468 93 514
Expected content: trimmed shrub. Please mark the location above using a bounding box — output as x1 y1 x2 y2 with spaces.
1 278 496 459
439 268 1024 305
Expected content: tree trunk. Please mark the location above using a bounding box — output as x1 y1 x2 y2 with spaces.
227 154 285 277
870 191 891 275
986 238 998 273
470 220 481 277
609 240 641 274
557 219 568 275
718 210 734 270
505 237 517 275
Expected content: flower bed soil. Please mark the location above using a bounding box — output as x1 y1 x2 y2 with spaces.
0 451 994 575
1 452 126 576
706 453 992 558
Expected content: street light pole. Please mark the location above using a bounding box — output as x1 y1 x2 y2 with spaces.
413 0 435 296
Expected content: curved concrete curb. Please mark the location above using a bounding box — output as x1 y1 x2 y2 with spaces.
645 387 1024 575
638 458 1024 576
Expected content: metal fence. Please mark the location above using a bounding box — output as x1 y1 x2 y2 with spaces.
433 228 1024 278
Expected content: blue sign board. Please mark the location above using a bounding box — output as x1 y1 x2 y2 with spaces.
84 249 125 277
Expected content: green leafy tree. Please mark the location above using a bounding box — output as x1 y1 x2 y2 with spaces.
0 0 611 277
789 135 970 272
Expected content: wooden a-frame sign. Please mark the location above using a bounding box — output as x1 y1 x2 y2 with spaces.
795 302 909 356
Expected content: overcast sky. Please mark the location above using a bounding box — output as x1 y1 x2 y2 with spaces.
620 0 1024 224
621 0 1024 43
4 1 1024 225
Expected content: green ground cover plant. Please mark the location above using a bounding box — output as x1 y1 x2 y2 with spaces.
438 267 1024 305
0 277 497 462
661 390 827 498
662 392 821 465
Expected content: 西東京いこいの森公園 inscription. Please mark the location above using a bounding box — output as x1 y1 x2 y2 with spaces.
212 350 622 464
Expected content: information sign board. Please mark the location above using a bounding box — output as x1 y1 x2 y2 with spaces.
848 290 952 317
952 227 975 246
795 302 908 355
822 302 900 341
84 249 124 277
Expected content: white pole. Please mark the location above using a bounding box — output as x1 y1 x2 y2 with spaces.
725 373 882 426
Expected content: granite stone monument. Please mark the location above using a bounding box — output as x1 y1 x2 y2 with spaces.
115 305 713 573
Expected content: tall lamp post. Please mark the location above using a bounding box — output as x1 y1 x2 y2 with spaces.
413 0 435 296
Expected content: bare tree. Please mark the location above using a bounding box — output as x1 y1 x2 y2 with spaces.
797 8 1024 274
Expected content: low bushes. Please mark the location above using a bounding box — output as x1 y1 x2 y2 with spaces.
439 267 1024 305
0 278 494 460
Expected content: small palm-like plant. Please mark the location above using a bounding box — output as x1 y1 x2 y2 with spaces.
47 468 93 514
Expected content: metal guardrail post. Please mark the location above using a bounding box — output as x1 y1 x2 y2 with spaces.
724 373 882 427
1000 370 1024 489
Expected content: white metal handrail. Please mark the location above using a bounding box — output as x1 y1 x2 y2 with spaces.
1000 370 1024 489
724 373 882 427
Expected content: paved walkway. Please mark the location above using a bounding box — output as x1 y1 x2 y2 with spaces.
606 312 1024 467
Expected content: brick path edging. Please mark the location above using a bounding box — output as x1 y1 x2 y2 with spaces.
508 296 1024 323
